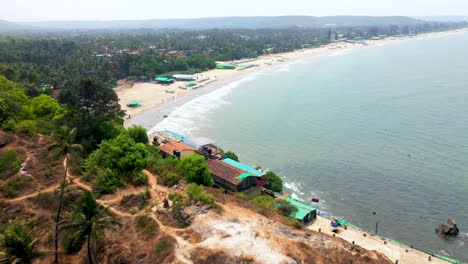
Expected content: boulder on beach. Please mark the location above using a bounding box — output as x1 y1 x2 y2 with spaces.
436 218 459 237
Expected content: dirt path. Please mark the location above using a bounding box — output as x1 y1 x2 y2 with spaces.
7 183 62 202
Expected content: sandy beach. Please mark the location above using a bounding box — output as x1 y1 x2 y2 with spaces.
308 216 450 264
117 27 468 131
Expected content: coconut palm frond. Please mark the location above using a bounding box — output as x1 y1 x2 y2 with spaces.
68 127 78 144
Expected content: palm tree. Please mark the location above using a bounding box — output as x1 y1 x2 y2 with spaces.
0 220 39 264
60 191 121 264
47 126 83 264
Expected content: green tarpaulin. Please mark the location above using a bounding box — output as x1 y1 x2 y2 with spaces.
127 101 141 107
186 81 197 86
155 77 174 83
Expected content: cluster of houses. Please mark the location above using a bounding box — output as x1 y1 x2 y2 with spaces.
151 130 317 224
95 44 215 59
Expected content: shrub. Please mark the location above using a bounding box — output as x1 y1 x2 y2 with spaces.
153 235 176 263
93 168 124 194
277 199 298 217
135 215 158 236
84 133 148 193
177 155 213 186
187 183 214 206
0 150 22 178
251 195 276 210
14 120 37 135
284 217 303 229
168 192 185 204
223 150 239 161
264 171 283 193
234 193 248 200
160 171 182 187
1 178 24 198
127 125 149 144
131 171 148 186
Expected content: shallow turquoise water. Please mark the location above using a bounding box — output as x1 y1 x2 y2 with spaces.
156 32 468 261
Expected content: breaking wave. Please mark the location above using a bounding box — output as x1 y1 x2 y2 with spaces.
150 74 261 136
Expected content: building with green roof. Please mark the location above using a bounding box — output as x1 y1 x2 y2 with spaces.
155 77 175 84
283 197 317 224
216 63 236 69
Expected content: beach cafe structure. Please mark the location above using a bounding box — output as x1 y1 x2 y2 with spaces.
282 197 317 224
152 130 268 192
216 63 236 69
207 159 268 192
155 77 175 84
172 74 195 81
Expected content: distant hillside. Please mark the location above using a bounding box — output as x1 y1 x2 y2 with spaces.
16 16 423 30
0 20 33 33
415 16 468 22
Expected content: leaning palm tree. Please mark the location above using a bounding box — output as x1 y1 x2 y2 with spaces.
60 191 121 264
47 126 83 264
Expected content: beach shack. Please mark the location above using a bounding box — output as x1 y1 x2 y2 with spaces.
207 159 258 192
127 101 141 108
216 63 236 69
222 158 268 187
283 197 317 224
159 141 196 159
172 74 195 81
155 77 175 84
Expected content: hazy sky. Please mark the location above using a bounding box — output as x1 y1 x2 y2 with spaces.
2 0 468 22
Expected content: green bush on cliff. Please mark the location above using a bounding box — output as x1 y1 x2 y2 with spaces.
177 155 213 186
264 171 283 193
84 133 148 193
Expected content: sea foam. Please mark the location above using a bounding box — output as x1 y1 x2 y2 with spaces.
150 74 261 136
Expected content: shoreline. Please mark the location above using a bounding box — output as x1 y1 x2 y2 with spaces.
119 27 468 131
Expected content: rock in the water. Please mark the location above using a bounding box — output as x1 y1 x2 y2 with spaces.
436 219 459 237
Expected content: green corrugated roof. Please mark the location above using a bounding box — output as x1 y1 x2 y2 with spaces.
284 197 316 220
222 158 265 176
155 77 174 82
236 173 253 180
162 130 185 141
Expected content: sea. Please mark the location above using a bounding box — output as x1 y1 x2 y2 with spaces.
154 31 468 261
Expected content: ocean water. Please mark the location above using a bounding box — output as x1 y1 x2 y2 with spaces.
155 32 468 261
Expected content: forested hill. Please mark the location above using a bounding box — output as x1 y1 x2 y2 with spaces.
0 20 33 33
13 16 423 30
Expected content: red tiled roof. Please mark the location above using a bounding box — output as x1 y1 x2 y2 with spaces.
159 141 195 156
207 159 245 186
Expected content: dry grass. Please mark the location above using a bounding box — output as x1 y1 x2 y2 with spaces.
191 248 257 264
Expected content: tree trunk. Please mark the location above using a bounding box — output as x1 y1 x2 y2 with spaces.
54 154 69 264
87 234 93 264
